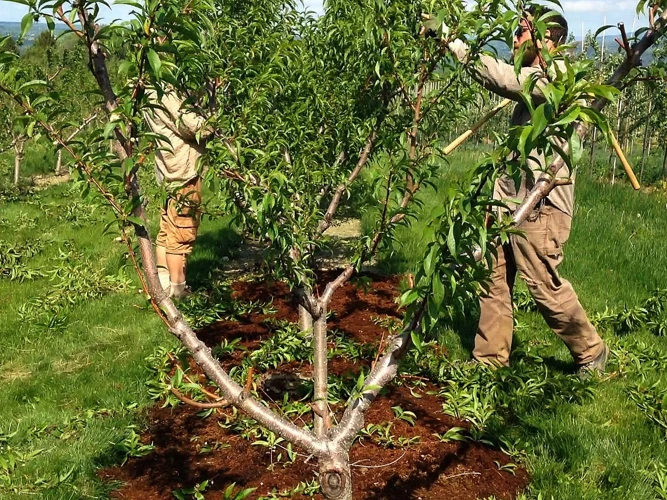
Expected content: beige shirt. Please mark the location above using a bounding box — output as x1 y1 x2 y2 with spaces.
144 90 211 189
449 40 575 216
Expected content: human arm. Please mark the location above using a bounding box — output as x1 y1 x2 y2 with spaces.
448 39 546 103
161 91 213 143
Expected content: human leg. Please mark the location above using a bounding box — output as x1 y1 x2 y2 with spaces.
475 243 517 367
156 212 171 292
163 177 202 297
510 206 605 365
166 252 186 284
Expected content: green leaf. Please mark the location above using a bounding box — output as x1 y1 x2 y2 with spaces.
553 106 580 126
531 104 548 140
115 0 144 7
20 13 34 40
594 26 614 39
126 216 145 227
18 80 47 92
423 245 437 277
411 331 423 353
122 157 134 175
446 225 457 256
400 288 420 307
517 126 532 163
103 121 116 139
432 273 445 305
147 49 162 76
586 84 619 101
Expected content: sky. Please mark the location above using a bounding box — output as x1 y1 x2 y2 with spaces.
0 0 648 37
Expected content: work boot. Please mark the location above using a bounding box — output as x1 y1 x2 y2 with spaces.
577 343 609 379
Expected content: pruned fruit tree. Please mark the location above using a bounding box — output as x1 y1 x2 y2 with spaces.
2 0 667 497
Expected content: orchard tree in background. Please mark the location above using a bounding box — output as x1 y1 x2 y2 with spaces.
2 0 667 497
0 41 29 185
0 28 101 183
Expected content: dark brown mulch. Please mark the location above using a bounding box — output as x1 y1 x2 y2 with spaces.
100 272 528 499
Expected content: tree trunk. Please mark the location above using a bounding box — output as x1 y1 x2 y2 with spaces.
662 145 667 180
319 448 352 500
588 127 597 170
55 149 63 175
298 305 313 334
640 100 652 184
313 307 329 436
13 137 25 185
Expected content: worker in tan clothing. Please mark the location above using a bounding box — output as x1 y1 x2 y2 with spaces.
145 89 212 298
444 6 608 375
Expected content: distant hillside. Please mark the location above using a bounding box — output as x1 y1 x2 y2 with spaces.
486 36 654 64
0 21 68 48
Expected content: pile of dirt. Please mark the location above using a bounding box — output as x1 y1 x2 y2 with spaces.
100 273 528 499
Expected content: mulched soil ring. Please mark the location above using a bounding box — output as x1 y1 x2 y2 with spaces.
101 272 528 499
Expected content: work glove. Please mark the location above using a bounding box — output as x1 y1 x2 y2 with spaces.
421 13 450 40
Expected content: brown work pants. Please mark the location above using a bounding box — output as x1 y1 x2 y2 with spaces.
475 205 604 367
156 177 202 255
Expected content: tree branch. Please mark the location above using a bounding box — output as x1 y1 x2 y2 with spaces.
65 112 98 141
332 299 427 449
170 387 230 409
318 131 378 235
55 7 84 39
616 23 632 57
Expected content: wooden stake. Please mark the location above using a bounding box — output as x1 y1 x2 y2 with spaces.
610 130 641 190
443 98 512 155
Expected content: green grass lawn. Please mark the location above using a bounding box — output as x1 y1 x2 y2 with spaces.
1 154 667 499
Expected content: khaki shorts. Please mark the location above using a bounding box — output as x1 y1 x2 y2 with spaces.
156 177 202 255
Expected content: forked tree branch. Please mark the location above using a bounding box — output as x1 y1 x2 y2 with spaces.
7 4 666 493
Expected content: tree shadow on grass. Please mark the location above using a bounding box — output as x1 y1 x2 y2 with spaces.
539 355 576 375
187 226 242 289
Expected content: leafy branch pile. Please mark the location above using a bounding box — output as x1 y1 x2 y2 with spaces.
0 237 45 281
592 288 667 336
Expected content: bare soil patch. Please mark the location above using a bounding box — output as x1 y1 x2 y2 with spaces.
32 172 71 188
101 273 528 499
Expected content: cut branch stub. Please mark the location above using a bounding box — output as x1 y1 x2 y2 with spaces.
319 449 352 500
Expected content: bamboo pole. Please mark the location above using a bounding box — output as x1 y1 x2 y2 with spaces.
443 98 512 155
610 130 641 190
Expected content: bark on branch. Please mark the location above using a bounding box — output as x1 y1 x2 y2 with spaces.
318 131 378 235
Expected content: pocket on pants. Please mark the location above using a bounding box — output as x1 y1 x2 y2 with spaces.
544 208 572 258
167 182 201 229
543 232 562 259
167 199 200 229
